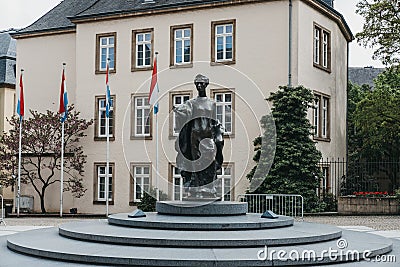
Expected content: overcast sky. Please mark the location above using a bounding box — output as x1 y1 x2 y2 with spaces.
0 0 385 68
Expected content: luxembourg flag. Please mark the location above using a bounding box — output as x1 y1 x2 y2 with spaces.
149 55 159 114
58 67 68 122
105 62 112 118
16 72 24 121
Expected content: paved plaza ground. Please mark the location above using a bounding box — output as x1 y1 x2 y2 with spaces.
0 215 399 266
2 215 400 228
305 215 400 231
1 215 400 237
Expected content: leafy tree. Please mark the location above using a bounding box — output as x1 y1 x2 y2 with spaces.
135 188 168 212
352 67 400 191
354 67 400 155
247 85 322 212
0 106 93 213
356 0 400 65
347 82 370 161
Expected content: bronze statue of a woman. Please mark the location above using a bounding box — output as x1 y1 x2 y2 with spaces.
174 74 224 198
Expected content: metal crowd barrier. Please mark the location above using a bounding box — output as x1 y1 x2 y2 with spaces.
0 194 5 225
237 193 304 219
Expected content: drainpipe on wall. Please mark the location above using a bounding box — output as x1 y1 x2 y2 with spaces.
288 0 293 87
345 42 349 174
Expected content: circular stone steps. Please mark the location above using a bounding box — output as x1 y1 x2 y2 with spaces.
59 220 342 247
7 227 393 266
108 212 294 230
4 201 395 266
156 201 248 215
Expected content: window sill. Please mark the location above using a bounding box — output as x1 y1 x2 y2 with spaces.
95 70 116 75
169 134 234 139
169 135 178 140
130 136 153 140
169 63 193 69
313 63 331 73
313 136 331 142
211 60 236 66
93 200 114 205
94 136 116 141
223 133 234 138
131 66 153 72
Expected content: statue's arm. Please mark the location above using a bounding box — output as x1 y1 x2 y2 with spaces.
213 121 224 169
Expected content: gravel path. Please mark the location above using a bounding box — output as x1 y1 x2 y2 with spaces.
304 215 400 231
2 215 400 231
2 218 101 227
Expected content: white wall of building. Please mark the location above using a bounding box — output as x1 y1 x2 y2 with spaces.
15 0 349 213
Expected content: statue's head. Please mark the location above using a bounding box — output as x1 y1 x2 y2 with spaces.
194 74 209 92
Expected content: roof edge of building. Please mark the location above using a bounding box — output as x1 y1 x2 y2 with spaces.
11 27 76 40
13 0 353 42
0 83 16 89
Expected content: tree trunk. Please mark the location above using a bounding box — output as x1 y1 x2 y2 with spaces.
40 195 46 213
40 188 46 213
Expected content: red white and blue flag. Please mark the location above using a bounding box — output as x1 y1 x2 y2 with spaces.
58 67 68 122
149 56 159 114
16 72 24 121
105 62 112 118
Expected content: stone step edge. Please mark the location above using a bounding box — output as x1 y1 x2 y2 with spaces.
58 226 342 248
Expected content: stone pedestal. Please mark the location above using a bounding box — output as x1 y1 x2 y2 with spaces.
156 201 248 216
4 201 394 266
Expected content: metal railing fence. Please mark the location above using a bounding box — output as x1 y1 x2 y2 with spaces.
0 194 5 225
237 194 303 219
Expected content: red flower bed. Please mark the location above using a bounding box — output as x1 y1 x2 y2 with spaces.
353 191 392 197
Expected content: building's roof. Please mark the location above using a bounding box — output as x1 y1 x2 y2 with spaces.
321 0 333 7
0 33 16 87
0 33 16 58
13 0 98 36
13 0 352 41
73 0 232 18
348 67 385 88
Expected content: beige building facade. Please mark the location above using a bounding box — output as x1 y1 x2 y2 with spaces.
0 32 16 200
12 0 352 213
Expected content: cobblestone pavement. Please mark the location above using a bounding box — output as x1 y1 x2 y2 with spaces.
303 215 400 231
1 217 100 227
1 215 400 230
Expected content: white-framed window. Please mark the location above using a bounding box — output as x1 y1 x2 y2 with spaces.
313 97 319 136
313 24 330 71
97 165 113 201
133 165 151 201
174 28 191 65
134 96 151 137
215 92 233 134
313 93 330 140
99 36 115 71
314 28 320 65
97 97 114 138
217 165 232 201
215 24 234 61
318 165 330 197
322 97 328 138
322 32 329 68
172 166 183 201
172 94 190 136
136 32 152 68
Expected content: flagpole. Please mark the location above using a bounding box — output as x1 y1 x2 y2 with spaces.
106 114 110 216
60 120 64 217
156 109 159 201
17 119 22 217
105 58 110 217
155 52 159 201
60 63 66 218
17 69 24 218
